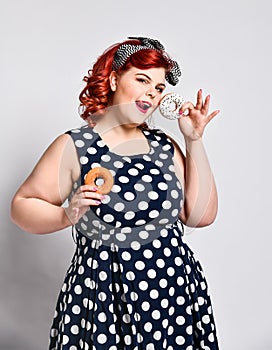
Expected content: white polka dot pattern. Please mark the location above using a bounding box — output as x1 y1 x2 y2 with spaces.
49 125 219 349
67 126 185 248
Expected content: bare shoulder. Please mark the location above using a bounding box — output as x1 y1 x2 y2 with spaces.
13 133 80 205
38 133 80 179
41 133 75 158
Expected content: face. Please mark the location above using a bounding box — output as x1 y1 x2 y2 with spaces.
108 66 166 125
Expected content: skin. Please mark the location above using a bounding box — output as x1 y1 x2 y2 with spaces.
10 66 219 234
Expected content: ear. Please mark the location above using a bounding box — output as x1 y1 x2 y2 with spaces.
109 71 119 92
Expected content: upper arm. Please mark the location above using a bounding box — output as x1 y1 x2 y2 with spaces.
167 135 186 190
12 134 80 206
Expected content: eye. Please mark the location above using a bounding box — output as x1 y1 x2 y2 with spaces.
156 86 165 93
137 78 149 84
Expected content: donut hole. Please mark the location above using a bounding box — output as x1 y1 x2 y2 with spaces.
95 177 105 187
168 100 178 112
85 167 114 194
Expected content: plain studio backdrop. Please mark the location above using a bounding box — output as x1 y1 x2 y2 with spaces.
1 0 271 349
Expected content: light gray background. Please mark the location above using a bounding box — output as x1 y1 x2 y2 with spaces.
1 0 271 349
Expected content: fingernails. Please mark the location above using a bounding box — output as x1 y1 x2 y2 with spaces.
95 200 101 205
199 89 202 93
92 186 98 191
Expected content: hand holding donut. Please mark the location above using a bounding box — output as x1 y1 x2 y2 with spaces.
177 90 220 141
64 184 105 225
65 167 114 225
159 90 219 141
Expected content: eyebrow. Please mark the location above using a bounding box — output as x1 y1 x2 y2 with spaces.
135 73 166 87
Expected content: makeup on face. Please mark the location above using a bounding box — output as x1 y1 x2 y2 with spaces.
109 67 167 124
132 70 166 114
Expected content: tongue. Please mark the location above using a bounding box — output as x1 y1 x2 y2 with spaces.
137 102 148 110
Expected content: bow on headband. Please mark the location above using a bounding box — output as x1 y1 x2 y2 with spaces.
112 36 182 86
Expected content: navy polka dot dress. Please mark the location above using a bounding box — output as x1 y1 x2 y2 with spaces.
48 125 219 349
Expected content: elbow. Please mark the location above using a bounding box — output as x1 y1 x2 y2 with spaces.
196 215 217 227
182 216 217 228
10 202 24 232
196 206 218 227
10 197 35 234
180 206 218 228
10 197 19 227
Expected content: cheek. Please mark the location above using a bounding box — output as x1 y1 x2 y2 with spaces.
117 85 134 101
124 83 141 98
114 80 145 105
154 96 161 107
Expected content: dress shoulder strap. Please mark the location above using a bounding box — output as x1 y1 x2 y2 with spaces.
145 127 175 156
65 125 99 159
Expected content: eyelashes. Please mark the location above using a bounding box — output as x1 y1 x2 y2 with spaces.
136 78 165 93
156 87 164 93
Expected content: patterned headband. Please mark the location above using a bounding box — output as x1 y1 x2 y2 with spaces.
112 36 182 86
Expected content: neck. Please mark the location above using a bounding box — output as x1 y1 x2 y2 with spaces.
92 113 143 137
91 103 148 136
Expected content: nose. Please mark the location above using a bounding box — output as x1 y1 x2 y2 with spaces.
146 89 156 99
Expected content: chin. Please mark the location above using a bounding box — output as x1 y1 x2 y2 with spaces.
119 104 148 125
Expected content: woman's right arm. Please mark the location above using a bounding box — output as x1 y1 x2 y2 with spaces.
10 134 103 234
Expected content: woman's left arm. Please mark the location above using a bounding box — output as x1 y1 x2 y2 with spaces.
173 89 220 228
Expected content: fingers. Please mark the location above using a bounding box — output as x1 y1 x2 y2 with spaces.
66 184 106 225
74 185 105 206
207 109 220 123
195 89 210 115
182 91 218 120
195 89 203 110
76 184 98 193
179 101 194 115
202 94 210 115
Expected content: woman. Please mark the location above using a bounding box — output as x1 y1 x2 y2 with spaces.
11 37 220 349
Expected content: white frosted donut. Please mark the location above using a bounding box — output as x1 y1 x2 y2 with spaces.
159 93 185 120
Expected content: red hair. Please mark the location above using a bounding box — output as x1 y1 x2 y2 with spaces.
79 39 173 120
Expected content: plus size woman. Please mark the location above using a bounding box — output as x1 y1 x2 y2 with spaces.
11 37 220 349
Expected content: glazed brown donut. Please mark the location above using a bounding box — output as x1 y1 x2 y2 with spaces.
84 167 114 194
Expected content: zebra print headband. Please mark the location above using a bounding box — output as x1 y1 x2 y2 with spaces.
112 36 182 86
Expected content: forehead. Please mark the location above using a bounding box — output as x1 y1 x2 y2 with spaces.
125 66 166 83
